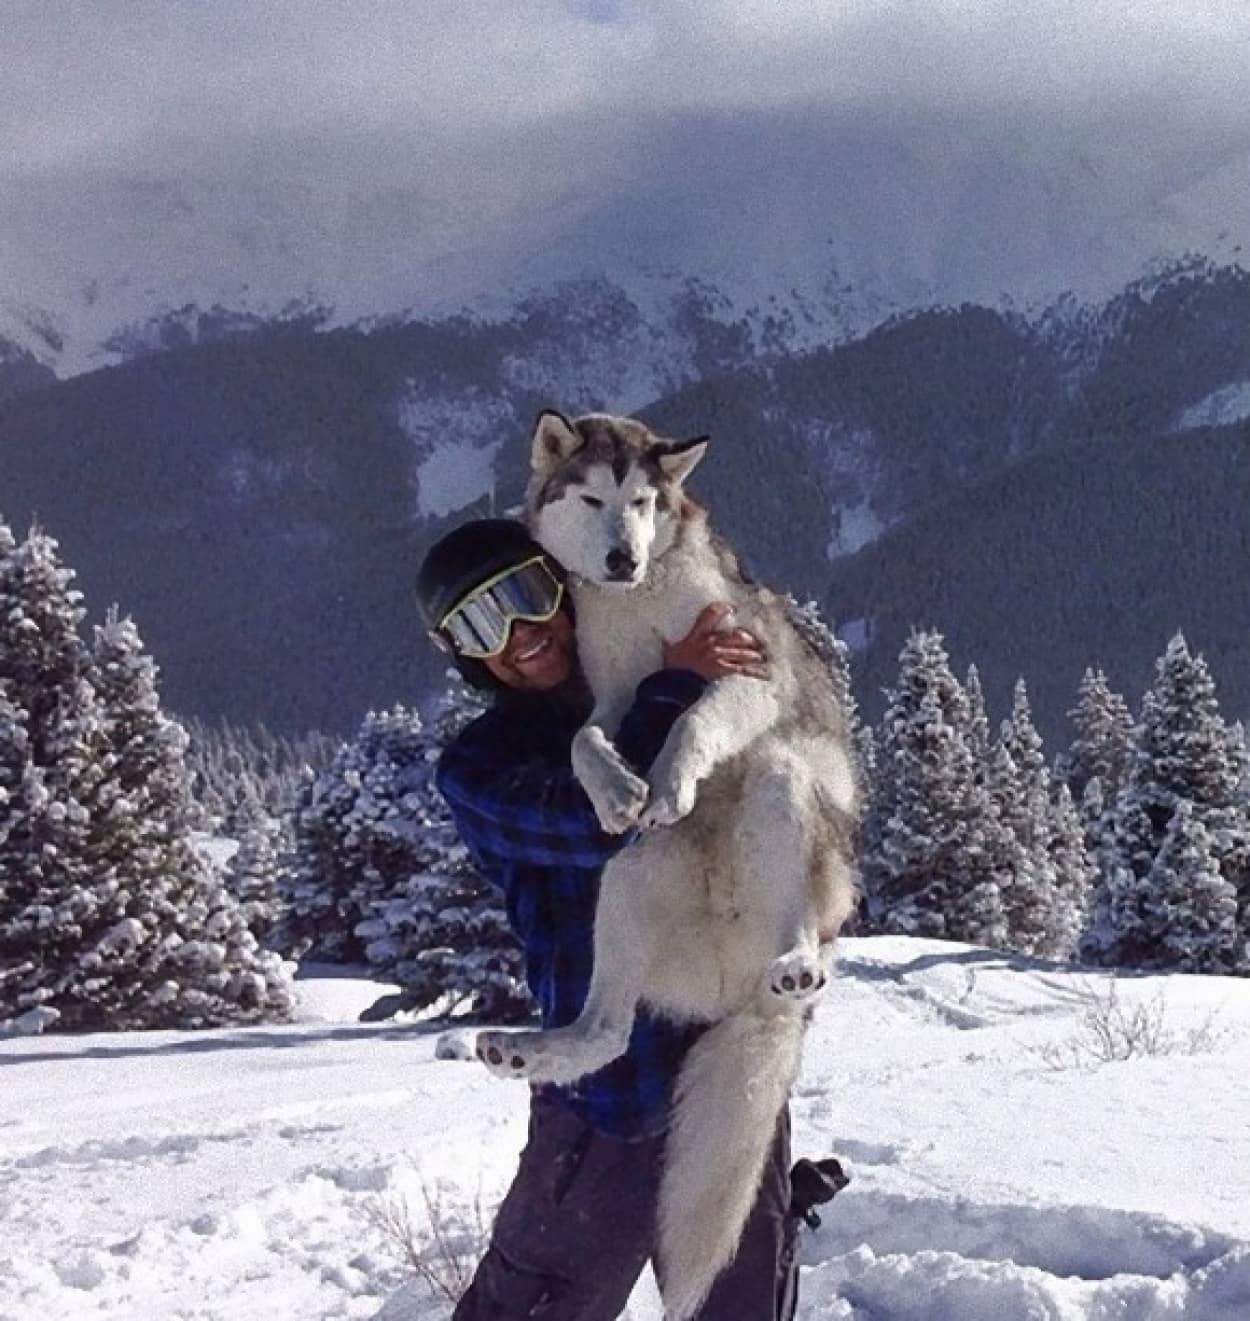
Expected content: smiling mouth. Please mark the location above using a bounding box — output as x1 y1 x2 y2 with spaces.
513 634 553 664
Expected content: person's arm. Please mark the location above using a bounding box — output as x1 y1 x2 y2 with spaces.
436 672 707 870
613 669 708 773
437 603 767 871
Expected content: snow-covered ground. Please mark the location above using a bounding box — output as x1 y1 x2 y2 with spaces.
3 937 1249 1320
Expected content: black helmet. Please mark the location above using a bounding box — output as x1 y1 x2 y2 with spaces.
416 519 552 632
416 519 565 690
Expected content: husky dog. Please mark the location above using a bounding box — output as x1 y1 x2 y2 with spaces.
475 410 858 1319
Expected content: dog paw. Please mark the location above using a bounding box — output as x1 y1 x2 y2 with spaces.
573 730 649 833
475 1030 541 1080
584 763 649 834
639 773 697 830
767 950 828 1002
475 1029 609 1086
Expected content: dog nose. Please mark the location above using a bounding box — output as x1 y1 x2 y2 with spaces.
605 548 638 579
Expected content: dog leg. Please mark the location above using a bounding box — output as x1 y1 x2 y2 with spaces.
640 678 779 829
476 1010 632 1086
476 858 648 1084
731 754 835 1010
572 721 648 834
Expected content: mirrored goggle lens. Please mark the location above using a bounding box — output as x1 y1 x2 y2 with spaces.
440 559 563 658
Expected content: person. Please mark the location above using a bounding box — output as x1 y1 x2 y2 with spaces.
416 517 801 1320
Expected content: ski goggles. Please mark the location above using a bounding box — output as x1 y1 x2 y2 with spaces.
433 555 565 659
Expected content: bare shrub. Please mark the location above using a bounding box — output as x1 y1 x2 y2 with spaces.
1036 976 1229 1070
362 1171 491 1308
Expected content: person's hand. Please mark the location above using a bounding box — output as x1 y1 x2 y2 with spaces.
662 603 769 682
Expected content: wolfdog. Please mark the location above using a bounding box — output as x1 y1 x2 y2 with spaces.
475 410 858 1319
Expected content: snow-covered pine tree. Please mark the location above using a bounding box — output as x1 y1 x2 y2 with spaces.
1044 784 1093 960
356 672 530 1021
1084 796 1154 968
1060 667 1135 818
995 680 1065 956
1222 721 1250 967
82 608 294 1026
1082 634 1250 973
1230 722 1249 804
981 739 1037 934
1133 637 1239 809
1001 682 1048 819
278 704 431 962
964 664 991 771
944 774 1014 950
0 526 119 1025
1144 801 1240 973
184 715 335 833
0 680 66 1032
222 784 289 951
0 527 292 1028
428 666 489 745
861 631 1007 946
1059 673 1132 937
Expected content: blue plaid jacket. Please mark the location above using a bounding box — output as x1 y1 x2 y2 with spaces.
435 669 709 1137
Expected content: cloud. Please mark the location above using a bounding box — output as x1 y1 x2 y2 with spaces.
0 2 642 170
3 0 1249 328
3 1 1248 175
628 1 1250 131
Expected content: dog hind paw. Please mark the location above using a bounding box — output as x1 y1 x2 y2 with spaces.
767 950 828 1002
475 1030 543 1080
475 1026 627 1085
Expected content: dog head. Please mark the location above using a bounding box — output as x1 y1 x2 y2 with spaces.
526 410 707 588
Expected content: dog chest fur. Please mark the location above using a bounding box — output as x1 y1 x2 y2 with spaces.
570 532 738 728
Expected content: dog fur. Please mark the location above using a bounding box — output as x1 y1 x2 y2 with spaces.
475 410 858 1319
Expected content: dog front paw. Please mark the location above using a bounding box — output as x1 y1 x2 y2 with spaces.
573 728 649 833
583 761 649 833
639 772 698 829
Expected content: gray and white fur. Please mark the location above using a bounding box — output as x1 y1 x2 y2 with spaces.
475 410 858 1320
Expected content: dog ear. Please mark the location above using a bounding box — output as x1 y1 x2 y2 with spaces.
653 435 709 485
531 411 583 473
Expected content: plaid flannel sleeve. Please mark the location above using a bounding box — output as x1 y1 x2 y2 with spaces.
435 668 708 871
612 667 707 772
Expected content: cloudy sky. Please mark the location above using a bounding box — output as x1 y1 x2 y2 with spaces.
4 0 1249 172
2 1 1249 356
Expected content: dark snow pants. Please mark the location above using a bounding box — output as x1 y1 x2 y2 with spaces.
452 1093 799 1320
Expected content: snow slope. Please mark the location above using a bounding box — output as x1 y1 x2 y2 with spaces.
2 938 1249 1320
1174 381 1250 433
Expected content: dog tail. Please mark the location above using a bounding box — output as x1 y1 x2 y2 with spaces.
657 1005 804 1320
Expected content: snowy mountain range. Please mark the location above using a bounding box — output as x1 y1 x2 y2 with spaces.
4 105 1250 379
4 101 1250 737
3 256 1250 738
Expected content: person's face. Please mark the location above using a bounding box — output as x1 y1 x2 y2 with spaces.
481 606 576 691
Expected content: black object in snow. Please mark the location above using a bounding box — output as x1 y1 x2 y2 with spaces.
789 1156 851 1229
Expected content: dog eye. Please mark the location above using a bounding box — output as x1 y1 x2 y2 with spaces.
630 497 650 509
581 495 604 508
